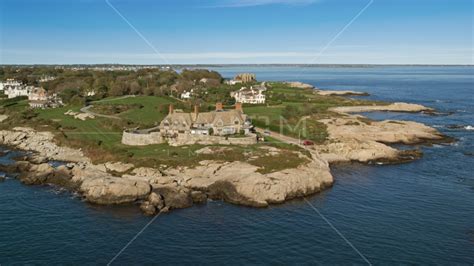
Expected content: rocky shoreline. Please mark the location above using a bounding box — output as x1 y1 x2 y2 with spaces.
0 101 452 216
315 103 451 164
315 90 370 96
0 127 333 215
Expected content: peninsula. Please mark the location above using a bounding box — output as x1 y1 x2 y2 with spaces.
0 66 451 215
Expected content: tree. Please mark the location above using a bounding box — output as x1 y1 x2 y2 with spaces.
109 81 127 96
129 81 142 95
60 88 81 104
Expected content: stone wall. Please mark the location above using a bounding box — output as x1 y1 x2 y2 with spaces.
122 130 257 146
170 133 257 146
122 131 164 146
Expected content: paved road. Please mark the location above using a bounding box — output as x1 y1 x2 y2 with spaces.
80 105 121 120
91 95 136 103
255 127 304 147
79 95 138 120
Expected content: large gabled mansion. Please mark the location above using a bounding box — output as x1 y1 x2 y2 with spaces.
159 102 252 137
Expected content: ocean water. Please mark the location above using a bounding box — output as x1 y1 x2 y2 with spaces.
0 66 473 265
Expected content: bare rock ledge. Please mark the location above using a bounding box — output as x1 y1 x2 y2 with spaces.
0 127 334 214
316 103 450 164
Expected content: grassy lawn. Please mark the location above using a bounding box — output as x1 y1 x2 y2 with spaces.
92 96 177 127
0 81 388 172
243 83 388 143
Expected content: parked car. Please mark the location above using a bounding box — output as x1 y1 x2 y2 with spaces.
302 140 314 146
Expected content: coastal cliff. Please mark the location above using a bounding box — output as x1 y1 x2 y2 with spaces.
0 127 333 214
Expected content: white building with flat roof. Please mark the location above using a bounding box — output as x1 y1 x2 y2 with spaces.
5 85 32 99
232 86 266 104
0 79 22 91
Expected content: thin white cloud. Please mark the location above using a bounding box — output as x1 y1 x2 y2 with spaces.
208 0 320 8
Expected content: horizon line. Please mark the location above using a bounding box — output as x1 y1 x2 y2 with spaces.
1 63 473 67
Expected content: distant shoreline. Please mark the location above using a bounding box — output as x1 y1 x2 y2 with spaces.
1 64 473 67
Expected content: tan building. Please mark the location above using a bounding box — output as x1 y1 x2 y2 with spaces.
234 73 256 83
28 87 62 109
159 103 252 137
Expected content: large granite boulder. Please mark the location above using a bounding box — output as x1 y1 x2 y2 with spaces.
104 162 134 173
18 163 54 185
148 192 165 209
140 201 156 216
153 186 193 209
80 177 151 205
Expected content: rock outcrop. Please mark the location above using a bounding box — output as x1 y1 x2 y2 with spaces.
165 152 333 207
80 177 151 205
104 162 134 173
0 127 334 214
285 81 314 89
330 102 433 114
316 103 449 163
315 90 369 96
64 110 95 121
0 127 89 163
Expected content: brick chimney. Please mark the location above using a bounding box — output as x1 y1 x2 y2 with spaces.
168 104 174 114
235 102 243 112
215 102 223 111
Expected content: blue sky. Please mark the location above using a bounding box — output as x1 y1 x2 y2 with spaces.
0 0 472 64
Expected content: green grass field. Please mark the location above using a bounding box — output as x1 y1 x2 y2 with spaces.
92 95 176 127
0 82 386 172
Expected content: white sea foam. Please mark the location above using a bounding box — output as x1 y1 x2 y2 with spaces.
465 126 474 131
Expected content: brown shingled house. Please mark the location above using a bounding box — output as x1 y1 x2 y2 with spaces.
159 103 252 137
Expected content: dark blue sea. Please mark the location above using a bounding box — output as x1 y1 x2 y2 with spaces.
1 66 473 265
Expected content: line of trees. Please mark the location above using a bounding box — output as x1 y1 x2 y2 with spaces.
0 67 224 104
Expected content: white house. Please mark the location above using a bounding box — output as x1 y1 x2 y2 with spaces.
39 75 56 83
84 89 97 97
0 79 22 92
180 89 193 99
225 80 243 85
5 85 32 99
231 85 266 104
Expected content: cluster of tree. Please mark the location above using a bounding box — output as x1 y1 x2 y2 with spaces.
0 66 62 86
0 67 225 104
